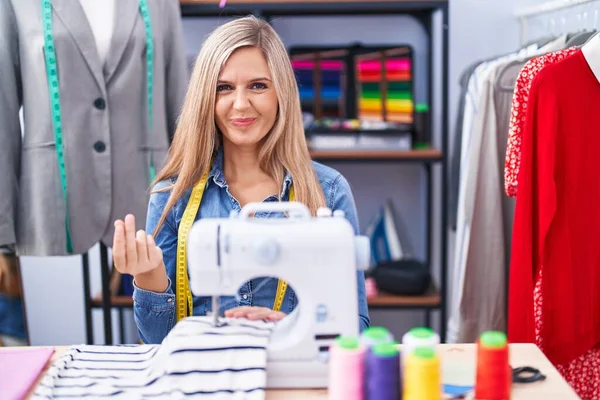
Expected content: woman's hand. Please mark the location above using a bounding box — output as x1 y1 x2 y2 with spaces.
225 306 287 322
112 214 168 293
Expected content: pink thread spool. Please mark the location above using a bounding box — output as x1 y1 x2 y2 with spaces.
328 336 365 400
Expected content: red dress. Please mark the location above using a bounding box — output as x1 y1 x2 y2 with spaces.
509 50 600 399
504 47 579 198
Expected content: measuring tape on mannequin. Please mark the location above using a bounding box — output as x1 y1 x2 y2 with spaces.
175 177 292 322
41 0 156 253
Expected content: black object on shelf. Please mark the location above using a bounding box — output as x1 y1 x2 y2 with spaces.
414 103 430 146
369 259 431 296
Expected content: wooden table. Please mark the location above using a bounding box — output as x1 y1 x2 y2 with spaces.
19 343 578 399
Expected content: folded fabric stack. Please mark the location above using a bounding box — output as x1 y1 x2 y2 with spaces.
32 317 276 400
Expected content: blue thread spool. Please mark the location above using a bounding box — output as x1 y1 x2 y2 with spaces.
366 342 401 400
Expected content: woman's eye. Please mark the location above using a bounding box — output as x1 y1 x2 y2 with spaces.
251 82 268 90
216 84 232 92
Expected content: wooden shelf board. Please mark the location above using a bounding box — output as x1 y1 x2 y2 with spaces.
91 295 133 308
93 289 441 309
310 148 442 160
367 286 441 308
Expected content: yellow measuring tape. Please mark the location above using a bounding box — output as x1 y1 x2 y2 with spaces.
175 177 293 322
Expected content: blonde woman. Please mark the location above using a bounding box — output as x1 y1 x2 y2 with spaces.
112 16 370 344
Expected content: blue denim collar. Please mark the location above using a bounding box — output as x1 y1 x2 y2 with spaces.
208 146 293 198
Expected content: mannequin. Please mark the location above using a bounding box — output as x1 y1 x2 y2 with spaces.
582 30 600 81
0 0 188 345
0 0 188 256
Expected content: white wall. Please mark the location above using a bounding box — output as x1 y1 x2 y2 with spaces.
19 0 548 346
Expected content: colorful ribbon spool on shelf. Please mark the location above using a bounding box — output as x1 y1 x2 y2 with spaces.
474 331 511 400
291 59 343 107
357 57 414 123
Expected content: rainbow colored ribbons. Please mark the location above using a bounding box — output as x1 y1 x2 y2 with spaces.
292 59 343 101
357 57 414 124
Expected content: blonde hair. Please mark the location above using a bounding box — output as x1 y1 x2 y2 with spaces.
152 16 326 233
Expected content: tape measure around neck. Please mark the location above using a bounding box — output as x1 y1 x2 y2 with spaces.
41 0 156 253
175 178 293 322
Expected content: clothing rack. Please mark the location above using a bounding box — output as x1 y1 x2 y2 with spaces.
515 0 599 45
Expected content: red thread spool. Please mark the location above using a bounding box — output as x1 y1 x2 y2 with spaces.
474 331 511 400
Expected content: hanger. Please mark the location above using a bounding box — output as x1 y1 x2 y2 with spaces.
565 29 598 47
493 57 536 93
493 28 586 93
493 35 562 93
492 36 558 93
529 34 558 48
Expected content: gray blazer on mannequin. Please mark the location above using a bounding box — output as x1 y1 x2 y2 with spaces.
0 0 189 256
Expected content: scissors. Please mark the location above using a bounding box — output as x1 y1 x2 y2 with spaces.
512 366 546 383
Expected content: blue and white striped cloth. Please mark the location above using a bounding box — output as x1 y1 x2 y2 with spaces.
32 317 275 399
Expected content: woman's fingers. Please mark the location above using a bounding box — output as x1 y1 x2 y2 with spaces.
266 311 286 321
247 309 276 320
225 306 249 318
136 230 149 265
113 221 127 273
124 214 138 267
225 306 287 321
113 216 162 276
147 234 163 267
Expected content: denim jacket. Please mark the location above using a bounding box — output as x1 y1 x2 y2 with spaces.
133 149 370 344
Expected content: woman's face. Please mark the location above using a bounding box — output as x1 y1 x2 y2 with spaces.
215 47 279 149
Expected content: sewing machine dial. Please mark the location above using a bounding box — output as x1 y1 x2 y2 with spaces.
251 236 280 265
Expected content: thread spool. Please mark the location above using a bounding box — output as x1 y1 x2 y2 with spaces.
474 331 511 400
366 342 401 400
403 346 441 400
402 327 440 356
360 326 394 348
328 336 365 400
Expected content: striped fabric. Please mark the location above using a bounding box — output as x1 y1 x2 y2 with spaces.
32 317 275 399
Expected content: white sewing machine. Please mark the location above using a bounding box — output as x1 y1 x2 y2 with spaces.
186 201 370 389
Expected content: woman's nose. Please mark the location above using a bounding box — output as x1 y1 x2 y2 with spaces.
233 90 250 111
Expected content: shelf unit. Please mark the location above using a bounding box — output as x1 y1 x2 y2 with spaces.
309 149 443 161
91 286 441 310
85 0 449 345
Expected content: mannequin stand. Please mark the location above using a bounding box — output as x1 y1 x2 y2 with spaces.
81 243 126 345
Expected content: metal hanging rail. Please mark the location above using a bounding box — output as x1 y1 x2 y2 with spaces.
516 0 596 18
515 0 599 45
